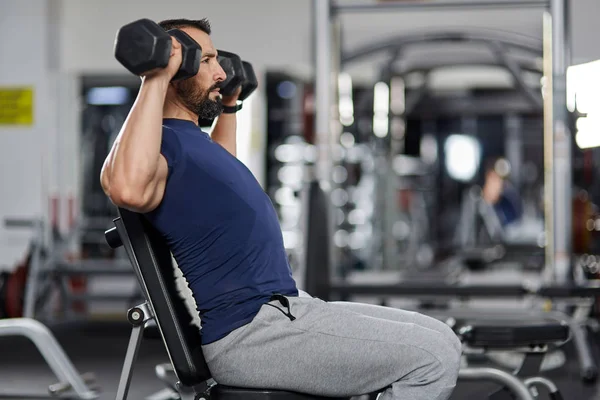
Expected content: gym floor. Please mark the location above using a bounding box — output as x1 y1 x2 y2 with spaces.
1 320 599 399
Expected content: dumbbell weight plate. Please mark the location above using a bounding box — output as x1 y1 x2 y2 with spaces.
114 18 172 76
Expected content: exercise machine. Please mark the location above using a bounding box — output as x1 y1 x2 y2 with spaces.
0 219 100 398
457 320 567 400
311 0 574 293
3 216 141 323
0 318 99 399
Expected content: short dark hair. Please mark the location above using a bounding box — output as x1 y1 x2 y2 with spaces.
158 18 211 35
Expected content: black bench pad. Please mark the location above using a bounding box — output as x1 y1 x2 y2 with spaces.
538 284 600 298
459 322 569 349
212 385 350 400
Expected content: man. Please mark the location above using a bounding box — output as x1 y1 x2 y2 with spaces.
482 158 523 227
101 18 461 400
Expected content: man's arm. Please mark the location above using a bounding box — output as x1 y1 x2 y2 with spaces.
101 37 182 213
211 89 241 157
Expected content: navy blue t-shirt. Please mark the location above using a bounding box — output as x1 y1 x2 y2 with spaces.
144 118 298 344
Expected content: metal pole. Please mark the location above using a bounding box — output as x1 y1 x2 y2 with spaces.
551 0 572 283
313 0 332 186
302 0 335 294
505 114 523 190
333 0 549 14
330 15 342 274
542 11 555 282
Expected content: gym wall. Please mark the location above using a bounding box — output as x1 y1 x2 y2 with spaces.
0 0 61 268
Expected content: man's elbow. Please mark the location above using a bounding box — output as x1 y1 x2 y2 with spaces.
100 161 164 213
105 184 156 213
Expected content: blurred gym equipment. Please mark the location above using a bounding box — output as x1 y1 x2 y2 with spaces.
2 216 142 323
0 318 99 399
304 180 600 384
309 0 571 281
0 219 100 398
301 0 600 388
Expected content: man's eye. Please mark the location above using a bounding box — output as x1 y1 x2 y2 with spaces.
202 59 210 63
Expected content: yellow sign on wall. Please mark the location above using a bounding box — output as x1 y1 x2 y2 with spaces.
0 87 34 126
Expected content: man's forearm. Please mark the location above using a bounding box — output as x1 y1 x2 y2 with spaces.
211 112 237 157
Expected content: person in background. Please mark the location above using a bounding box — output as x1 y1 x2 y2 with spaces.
482 157 523 227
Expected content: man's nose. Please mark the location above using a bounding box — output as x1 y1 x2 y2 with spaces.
215 63 226 82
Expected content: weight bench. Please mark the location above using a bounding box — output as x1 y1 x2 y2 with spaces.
105 208 351 400
536 284 600 382
456 320 568 400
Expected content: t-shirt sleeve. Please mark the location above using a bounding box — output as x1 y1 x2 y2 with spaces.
160 127 182 177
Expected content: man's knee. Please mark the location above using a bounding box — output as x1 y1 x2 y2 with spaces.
422 324 462 386
427 315 463 357
430 336 461 388
443 322 463 356
406 346 460 397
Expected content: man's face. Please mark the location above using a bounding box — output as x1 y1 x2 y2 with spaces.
483 170 504 204
172 27 226 119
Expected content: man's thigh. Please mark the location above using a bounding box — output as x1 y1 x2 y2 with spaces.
204 296 455 397
328 301 462 354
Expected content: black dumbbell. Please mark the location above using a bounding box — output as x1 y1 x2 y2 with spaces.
217 50 245 96
114 18 201 81
217 50 258 101
239 61 258 101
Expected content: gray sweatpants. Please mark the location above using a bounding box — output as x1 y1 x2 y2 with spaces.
201 291 462 399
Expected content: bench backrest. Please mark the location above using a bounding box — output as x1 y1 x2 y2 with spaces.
117 207 211 386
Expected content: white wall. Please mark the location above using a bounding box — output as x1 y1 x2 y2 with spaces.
59 0 312 75
58 0 600 77
0 0 60 268
571 0 600 65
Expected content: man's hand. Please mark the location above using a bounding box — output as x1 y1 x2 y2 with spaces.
144 36 183 83
221 85 242 106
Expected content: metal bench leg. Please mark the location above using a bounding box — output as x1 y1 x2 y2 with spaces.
116 303 153 400
145 388 180 400
548 302 598 382
570 320 598 382
459 367 534 400
145 364 179 400
524 377 563 400
0 318 97 399
155 363 178 391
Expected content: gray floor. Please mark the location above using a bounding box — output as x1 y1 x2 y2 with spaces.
0 319 599 399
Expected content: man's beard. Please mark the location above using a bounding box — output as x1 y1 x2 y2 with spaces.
174 80 223 120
